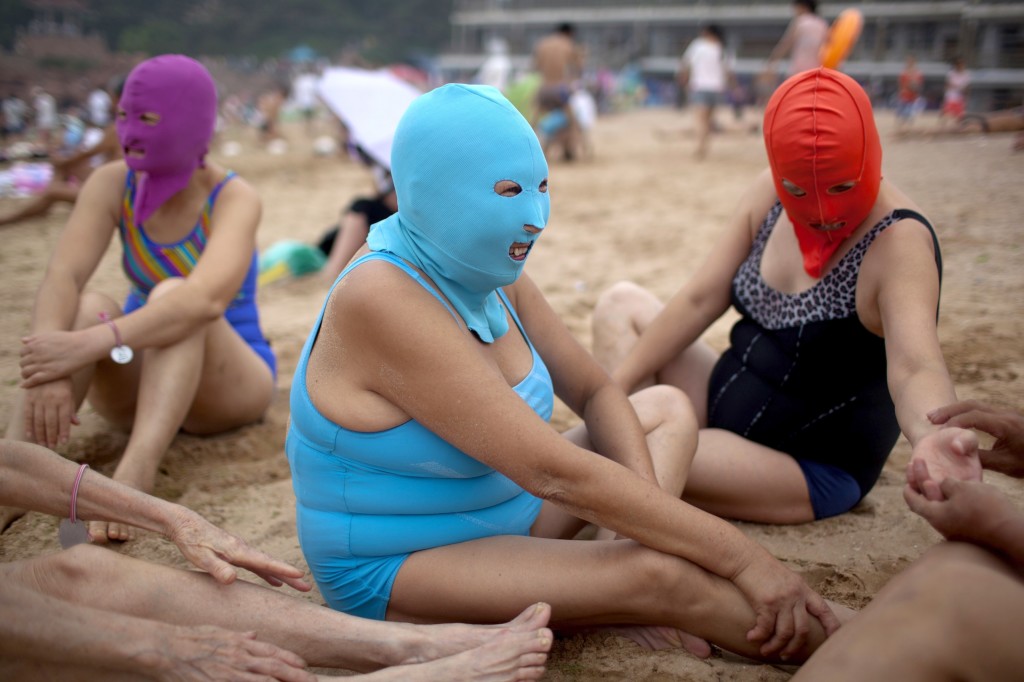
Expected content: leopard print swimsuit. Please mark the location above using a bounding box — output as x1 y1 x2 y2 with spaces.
706 201 940 507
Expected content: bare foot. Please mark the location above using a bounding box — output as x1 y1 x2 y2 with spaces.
88 519 135 543
600 624 713 659
405 602 552 665
351 627 552 682
89 462 153 540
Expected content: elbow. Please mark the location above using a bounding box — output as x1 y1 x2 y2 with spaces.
526 463 595 519
529 468 569 505
148 278 227 324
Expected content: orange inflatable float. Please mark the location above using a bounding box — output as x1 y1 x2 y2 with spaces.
819 8 863 69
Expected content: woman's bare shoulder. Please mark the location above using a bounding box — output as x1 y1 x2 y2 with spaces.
87 159 129 188
326 256 443 318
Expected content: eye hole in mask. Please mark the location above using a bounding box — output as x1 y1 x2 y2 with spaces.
827 181 857 195
493 178 550 197
781 178 806 197
139 112 161 126
494 180 522 197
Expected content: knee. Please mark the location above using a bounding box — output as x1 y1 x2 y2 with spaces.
18 545 117 599
593 281 648 328
595 281 644 315
147 277 186 301
632 384 699 438
74 292 122 330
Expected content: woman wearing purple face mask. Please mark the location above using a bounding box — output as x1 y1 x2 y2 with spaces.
4 55 276 543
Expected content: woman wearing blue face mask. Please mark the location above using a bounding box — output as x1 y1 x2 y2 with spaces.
286 83 849 663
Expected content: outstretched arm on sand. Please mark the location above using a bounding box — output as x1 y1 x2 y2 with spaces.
0 438 310 587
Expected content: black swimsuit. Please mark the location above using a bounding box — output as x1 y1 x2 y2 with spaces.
706 202 941 517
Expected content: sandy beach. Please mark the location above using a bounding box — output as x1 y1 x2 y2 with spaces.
1 105 1022 680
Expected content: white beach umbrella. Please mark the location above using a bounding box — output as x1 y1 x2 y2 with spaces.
316 66 422 169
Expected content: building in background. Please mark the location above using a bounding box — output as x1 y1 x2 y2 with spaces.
440 0 1024 111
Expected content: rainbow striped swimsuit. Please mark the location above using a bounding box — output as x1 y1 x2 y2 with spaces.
118 170 276 376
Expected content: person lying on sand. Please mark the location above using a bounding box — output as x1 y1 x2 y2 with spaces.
0 81 123 229
0 438 553 681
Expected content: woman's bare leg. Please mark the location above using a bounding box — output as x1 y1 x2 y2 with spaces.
683 428 816 523
592 282 816 523
551 386 696 543
88 278 274 541
793 542 1024 682
694 103 712 160
591 281 719 424
2 292 138 530
5 545 552 676
388 532 838 663
0 180 78 227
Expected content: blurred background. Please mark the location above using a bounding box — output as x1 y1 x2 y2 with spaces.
1 0 1022 119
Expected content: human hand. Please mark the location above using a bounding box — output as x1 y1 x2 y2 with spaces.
20 330 99 388
23 378 80 448
166 507 312 592
907 428 982 501
154 624 315 682
732 551 840 660
904 476 1018 547
929 400 1024 478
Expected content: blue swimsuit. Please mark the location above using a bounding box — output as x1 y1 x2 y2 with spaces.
286 252 549 619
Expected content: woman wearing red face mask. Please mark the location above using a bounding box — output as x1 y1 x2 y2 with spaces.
3 55 276 542
592 68 979 523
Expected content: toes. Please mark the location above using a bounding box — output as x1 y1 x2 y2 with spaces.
108 522 133 542
88 521 110 544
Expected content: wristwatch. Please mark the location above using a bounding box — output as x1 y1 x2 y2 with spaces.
98 312 134 364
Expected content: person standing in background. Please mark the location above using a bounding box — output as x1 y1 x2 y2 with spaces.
30 86 57 150
476 37 513 93
291 67 320 137
939 57 971 132
2 90 29 142
765 0 828 78
86 82 112 129
895 55 924 136
532 22 586 160
678 25 732 160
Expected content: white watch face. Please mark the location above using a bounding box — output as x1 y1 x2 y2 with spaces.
110 345 134 365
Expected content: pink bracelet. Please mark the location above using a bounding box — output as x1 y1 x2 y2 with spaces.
98 312 134 364
98 311 123 347
69 463 89 522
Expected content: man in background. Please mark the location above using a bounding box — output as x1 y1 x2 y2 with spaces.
532 22 586 160
766 0 828 78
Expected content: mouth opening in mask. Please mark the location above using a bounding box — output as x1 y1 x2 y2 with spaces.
509 240 534 261
810 221 847 232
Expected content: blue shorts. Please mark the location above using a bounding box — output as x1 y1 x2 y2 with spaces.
895 100 921 120
307 553 410 620
797 458 863 519
689 90 721 108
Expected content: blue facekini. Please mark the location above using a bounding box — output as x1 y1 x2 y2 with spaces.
366 84 550 342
